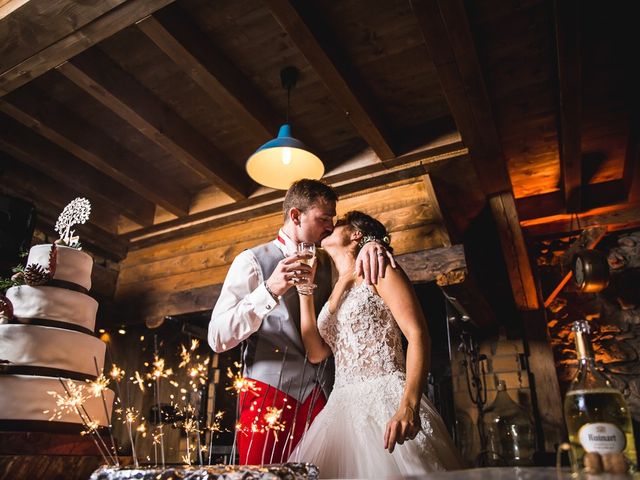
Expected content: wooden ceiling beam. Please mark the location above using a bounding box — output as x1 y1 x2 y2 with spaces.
490 192 539 310
138 5 280 143
554 0 582 213
516 180 628 221
0 88 191 217
411 0 512 195
122 139 467 246
0 0 175 96
521 202 640 238
264 0 396 161
0 115 155 227
0 156 119 234
57 49 249 201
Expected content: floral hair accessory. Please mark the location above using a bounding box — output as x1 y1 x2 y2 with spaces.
357 234 391 250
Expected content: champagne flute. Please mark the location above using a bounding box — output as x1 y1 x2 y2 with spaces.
296 242 317 294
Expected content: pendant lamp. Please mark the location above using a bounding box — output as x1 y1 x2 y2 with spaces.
246 66 324 190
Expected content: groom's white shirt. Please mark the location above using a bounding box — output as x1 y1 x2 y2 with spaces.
208 229 296 353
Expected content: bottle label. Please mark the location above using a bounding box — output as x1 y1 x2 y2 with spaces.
578 423 626 453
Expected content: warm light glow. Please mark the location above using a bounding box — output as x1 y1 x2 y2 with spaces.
282 147 292 165
246 124 324 190
118 328 126 335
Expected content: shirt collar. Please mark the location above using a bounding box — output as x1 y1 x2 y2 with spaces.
275 228 297 256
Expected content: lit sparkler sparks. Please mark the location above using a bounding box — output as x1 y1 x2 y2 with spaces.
81 420 100 435
179 344 191 368
263 406 285 433
148 354 173 380
109 365 125 382
87 373 110 397
226 363 260 396
45 381 88 421
131 371 146 392
124 406 139 424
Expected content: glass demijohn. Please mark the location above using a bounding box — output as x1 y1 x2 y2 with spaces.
483 380 536 466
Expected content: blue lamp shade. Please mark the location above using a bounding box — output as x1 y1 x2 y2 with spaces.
246 124 324 190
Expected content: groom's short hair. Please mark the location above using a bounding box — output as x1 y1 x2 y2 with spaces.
283 179 337 221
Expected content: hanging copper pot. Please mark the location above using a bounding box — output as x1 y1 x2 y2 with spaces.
572 250 610 293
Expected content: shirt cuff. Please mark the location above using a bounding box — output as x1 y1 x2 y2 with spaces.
250 282 279 316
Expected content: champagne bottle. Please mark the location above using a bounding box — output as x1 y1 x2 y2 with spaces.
563 320 637 474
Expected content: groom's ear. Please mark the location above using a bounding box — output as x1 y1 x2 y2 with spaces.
289 207 302 226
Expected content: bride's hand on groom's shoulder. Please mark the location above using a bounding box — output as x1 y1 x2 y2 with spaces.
383 405 421 453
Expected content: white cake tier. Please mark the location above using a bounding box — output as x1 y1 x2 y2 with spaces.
0 375 115 426
0 324 105 376
6 285 98 331
28 244 93 291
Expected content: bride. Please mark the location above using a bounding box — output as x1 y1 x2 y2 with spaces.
290 211 463 478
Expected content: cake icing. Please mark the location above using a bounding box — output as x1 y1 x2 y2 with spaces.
0 375 114 425
27 244 93 290
0 324 106 376
0 239 113 429
5 285 98 331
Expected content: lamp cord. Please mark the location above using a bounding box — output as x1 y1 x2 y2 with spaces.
286 86 291 124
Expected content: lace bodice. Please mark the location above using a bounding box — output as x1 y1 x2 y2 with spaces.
317 283 405 388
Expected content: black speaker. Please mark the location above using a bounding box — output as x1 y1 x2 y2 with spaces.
0 195 36 276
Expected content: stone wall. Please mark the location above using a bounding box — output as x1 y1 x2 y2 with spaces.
536 230 640 420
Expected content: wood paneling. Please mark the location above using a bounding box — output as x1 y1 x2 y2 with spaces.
0 0 175 95
140 4 280 143
411 0 511 195
0 115 155 227
265 0 396 160
58 48 250 201
0 87 190 216
116 178 450 323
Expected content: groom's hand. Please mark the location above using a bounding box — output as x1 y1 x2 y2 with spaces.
384 406 421 453
266 254 313 297
356 241 397 285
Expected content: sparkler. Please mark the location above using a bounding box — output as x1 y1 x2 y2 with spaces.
292 358 329 462
92 357 120 466
150 336 169 467
262 347 288 465
207 411 224 465
55 378 116 465
124 406 140 467
283 354 309 460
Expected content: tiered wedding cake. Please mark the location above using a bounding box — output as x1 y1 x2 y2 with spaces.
0 200 114 430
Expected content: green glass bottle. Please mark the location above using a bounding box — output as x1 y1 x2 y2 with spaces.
563 320 637 475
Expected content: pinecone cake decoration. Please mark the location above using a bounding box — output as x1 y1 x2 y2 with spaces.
54 197 91 248
0 294 13 324
23 264 50 286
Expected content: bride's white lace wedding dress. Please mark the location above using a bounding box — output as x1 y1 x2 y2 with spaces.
290 283 463 478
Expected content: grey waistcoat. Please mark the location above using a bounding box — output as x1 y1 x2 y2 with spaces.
242 242 334 402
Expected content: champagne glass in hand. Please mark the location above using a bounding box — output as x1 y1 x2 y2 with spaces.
297 242 317 295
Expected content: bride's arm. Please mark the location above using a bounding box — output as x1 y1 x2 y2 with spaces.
374 267 431 453
299 293 332 364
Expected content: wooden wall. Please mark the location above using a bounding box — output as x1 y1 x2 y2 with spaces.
115 175 451 326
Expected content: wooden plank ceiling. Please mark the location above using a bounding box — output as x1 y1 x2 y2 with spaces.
0 0 637 261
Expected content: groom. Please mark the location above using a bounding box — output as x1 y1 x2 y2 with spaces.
208 179 392 464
